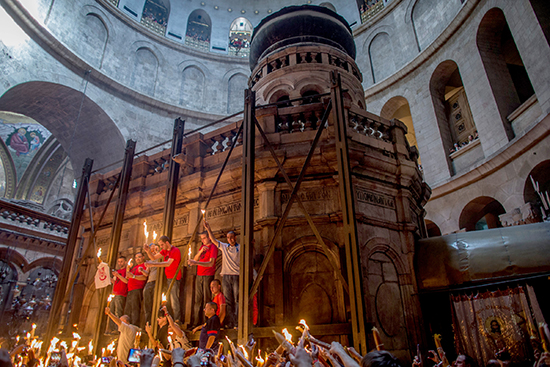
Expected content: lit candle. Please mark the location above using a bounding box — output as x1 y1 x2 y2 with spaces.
167 335 173 350
372 327 384 351
97 248 102 263
201 209 206 220
88 341 93 355
153 231 157 242
135 332 141 349
235 349 253 367
188 245 192 260
143 221 149 241
282 328 293 344
31 324 36 338
162 293 167 306
107 294 114 305
26 332 31 343
256 350 265 367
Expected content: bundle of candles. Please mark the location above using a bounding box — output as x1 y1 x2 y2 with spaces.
193 320 374 367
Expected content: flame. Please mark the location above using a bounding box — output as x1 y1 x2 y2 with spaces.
188 246 192 258
162 293 167 303
16 335 20 343
107 294 114 304
71 341 78 350
32 324 37 329
107 341 116 353
77 347 86 352
299 319 309 330
97 248 102 259
48 337 59 353
143 221 149 239
127 258 133 267
60 341 68 350
256 350 264 363
88 340 93 355
73 332 81 340
153 231 157 241
282 328 293 343
239 345 248 359
73 356 81 367
201 209 206 215
102 348 105 357
167 336 172 344
26 332 31 339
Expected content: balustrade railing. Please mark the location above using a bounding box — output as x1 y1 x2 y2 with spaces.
0 199 70 236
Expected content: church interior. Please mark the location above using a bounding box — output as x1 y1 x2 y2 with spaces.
1 0 550 366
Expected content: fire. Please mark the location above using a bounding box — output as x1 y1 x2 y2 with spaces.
299 319 309 330
73 332 81 340
127 258 133 267
32 324 37 329
71 341 78 350
107 341 116 353
97 248 102 259
73 356 81 367
143 221 149 239
153 231 157 241
282 328 293 343
60 341 68 350
162 293 167 304
239 345 248 359
88 340 93 355
48 337 59 353
107 294 114 304
26 332 31 340
256 350 264 363
201 209 206 215
188 246 192 258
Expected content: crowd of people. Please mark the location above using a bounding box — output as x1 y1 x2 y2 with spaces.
449 132 479 155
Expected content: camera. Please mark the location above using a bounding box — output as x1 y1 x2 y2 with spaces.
128 348 142 364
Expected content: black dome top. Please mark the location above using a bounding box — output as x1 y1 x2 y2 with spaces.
249 5 356 70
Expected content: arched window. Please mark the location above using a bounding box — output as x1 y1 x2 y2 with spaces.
301 90 321 105
524 160 550 221
140 0 170 36
459 197 505 231
186 10 211 51
425 220 441 238
381 96 420 166
477 8 534 138
359 0 384 24
430 60 479 175
228 18 252 57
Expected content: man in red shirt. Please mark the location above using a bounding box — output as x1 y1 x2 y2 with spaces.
188 232 218 326
146 235 182 322
210 279 226 325
109 255 128 333
123 252 147 326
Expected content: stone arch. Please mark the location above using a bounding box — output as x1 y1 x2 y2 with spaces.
459 196 506 231
283 236 344 324
186 9 212 49
294 77 328 100
369 32 395 83
411 0 461 51
380 96 419 162
360 24 394 87
141 0 170 36
0 136 17 198
425 219 441 238
263 79 295 104
430 60 478 175
180 65 206 109
23 257 62 275
0 247 28 270
523 159 550 209
228 17 252 57
130 47 159 97
477 7 533 140
0 82 125 174
227 73 247 114
363 240 411 356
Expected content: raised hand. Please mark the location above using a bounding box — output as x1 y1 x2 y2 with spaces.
140 349 156 367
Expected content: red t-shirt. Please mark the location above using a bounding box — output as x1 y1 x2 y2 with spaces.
113 268 128 296
127 263 147 291
160 246 181 280
197 243 218 276
212 292 225 316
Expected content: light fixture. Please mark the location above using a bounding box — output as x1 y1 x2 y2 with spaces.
241 9 245 13
214 5 219 9
228 8 232 11
254 10 259 14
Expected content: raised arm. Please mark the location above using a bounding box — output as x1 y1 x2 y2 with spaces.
203 221 220 247
163 306 184 337
105 307 122 327
143 244 163 261
112 270 128 284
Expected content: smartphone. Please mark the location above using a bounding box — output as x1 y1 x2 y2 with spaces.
128 348 142 363
219 355 227 364
102 357 111 364
49 351 62 367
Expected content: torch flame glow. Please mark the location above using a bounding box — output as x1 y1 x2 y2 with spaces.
225 336 233 344
162 293 167 303
256 350 264 363
26 332 31 339
239 345 248 359
73 332 81 340
282 328 293 343
71 341 78 350
143 221 149 239
188 246 192 258
107 341 116 353
97 248 102 259
153 231 157 241
48 337 59 353
32 324 37 329
60 341 68 350
201 209 206 215
299 319 309 330
107 294 114 304
88 341 93 355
